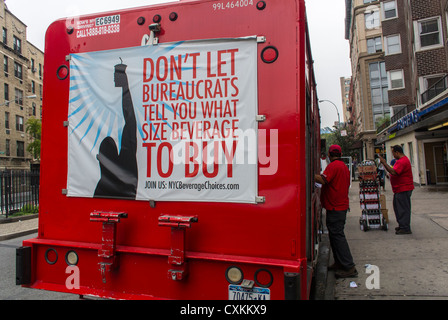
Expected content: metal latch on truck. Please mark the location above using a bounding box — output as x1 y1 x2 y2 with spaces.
158 214 198 281
90 211 128 283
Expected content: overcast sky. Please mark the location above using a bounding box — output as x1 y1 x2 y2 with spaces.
6 0 351 128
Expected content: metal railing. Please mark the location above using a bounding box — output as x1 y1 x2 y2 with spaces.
391 106 409 124
421 75 448 105
0 170 39 218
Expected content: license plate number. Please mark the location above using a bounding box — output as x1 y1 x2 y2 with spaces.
228 285 270 300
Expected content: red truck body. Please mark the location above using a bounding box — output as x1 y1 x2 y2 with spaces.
17 0 321 300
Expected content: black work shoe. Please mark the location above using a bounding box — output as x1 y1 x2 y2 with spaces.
395 229 412 235
328 262 343 271
335 267 358 279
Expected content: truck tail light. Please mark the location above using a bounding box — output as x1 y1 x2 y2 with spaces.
153 14 162 23
255 268 273 288
226 266 244 284
65 250 79 266
45 248 58 265
137 17 146 25
261 46 279 64
57 65 69 80
256 1 266 10
169 12 178 21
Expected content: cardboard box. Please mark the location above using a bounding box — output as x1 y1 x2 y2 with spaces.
379 194 386 210
381 209 389 223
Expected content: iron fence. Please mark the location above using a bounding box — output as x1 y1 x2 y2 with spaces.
0 170 39 218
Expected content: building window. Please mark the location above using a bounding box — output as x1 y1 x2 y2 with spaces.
3 55 7 74
16 115 24 132
5 139 10 156
382 1 397 20
388 70 405 90
415 17 443 50
15 88 23 106
5 112 9 129
2 28 6 44
32 102 36 116
16 141 24 157
364 0 376 3
4 83 8 101
14 62 22 79
408 142 414 165
369 61 389 128
367 36 382 54
13 36 21 54
385 34 401 55
365 8 380 30
31 80 35 94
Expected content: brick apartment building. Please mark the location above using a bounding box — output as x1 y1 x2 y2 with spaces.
346 0 448 185
0 0 43 170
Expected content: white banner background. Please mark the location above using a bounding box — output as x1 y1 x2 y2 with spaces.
67 38 258 203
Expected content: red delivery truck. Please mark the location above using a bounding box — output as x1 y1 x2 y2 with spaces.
16 0 322 300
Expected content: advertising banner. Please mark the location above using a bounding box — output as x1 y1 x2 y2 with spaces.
66 37 259 203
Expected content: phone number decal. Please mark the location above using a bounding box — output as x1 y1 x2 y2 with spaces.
212 0 254 11
75 15 121 39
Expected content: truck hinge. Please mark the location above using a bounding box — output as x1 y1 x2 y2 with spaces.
256 196 265 204
90 211 128 284
158 214 198 281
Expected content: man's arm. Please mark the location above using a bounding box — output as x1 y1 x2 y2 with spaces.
315 174 326 185
378 155 397 176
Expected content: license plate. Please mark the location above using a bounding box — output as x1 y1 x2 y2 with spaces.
228 285 270 300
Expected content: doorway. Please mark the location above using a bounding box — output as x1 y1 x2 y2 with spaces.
424 141 448 184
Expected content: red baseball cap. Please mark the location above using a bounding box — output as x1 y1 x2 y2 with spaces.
329 145 342 153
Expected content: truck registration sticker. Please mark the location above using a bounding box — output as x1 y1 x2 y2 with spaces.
213 0 254 11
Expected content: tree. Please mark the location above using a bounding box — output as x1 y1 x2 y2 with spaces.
26 117 41 160
323 125 360 159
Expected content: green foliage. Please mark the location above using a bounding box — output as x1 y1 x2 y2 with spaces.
26 118 41 160
19 203 39 214
322 126 361 158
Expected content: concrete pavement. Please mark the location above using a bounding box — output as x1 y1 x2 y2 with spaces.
0 214 38 241
328 181 448 300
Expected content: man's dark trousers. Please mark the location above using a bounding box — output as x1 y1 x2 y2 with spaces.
393 190 412 231
326 209 355 270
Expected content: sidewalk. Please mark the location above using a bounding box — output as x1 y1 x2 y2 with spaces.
328 181 448 300
0 214 38 241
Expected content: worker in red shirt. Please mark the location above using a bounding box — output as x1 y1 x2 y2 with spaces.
315 145 357 278
379 145 414 235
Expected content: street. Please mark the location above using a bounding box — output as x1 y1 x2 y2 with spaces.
0 234 77 300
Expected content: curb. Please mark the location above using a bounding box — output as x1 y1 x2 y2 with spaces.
0 228 38 241
0 215 39 241
0 214 39 224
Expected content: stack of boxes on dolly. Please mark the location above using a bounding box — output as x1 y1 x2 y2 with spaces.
358 161 388 231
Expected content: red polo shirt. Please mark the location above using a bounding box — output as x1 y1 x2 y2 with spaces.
390 156 414 193
320 159 350 211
